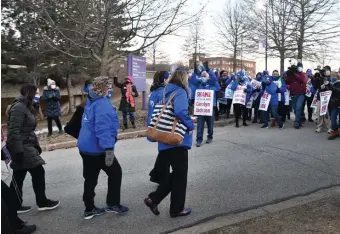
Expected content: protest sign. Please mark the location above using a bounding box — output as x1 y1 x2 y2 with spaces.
310 90 318 108
284 90 290 106
250 79 262 89
259 91 271 111
225 84 234 99
273 80 282 102
305 79 313 97
232 85 247 105
319 91 332 116
246 92 259 109
194 89 214 116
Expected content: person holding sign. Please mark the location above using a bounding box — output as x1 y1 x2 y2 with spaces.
190 61 217 147
231 72 253 128
328 79 340 140
260 76 284 129
272 70 287 126
224 73 236 119
302 69 316 122
251 72 264 123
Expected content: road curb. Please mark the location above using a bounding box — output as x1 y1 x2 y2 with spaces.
168 185 340 234
41 118 235 151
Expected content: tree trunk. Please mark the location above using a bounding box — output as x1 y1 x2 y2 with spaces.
66 75 75 113
100 31 110 76
280 51 285 74
233 48 237 72
297 5 305 61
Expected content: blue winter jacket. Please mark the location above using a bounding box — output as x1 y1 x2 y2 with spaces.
77 91 119 155
158 83 195 152
273 77 287 103
147 86 165 142
190 70 218 106
42 88 61 117
264 80 280 106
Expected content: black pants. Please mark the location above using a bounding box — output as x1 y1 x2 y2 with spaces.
233 104 247 124
81 153 122 211
149 152 170 183
2 181 23 233
278 102 288 122
219 103 227 114
226 99 233 117
47 117 62 134
10 165 48 209
305 96 314 120
149 147 188 215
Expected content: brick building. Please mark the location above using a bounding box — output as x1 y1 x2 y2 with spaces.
189 56 256 77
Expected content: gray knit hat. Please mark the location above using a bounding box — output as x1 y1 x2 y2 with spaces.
92 76 110 96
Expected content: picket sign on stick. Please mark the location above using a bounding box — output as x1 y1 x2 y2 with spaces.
232 85 247 105
319 91 332 116
259 91 271 111
225 84 234 99
284 90 290 106
310 90 318 109
250 79 262 89
246 92 259 109
194 89 214 116
305 79 313 98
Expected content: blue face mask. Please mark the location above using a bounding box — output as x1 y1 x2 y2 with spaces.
33 95 40 103
107 90 113 99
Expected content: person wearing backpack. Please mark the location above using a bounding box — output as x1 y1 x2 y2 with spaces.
144 70 195 218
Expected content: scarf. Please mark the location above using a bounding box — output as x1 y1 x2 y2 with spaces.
126 83 135 107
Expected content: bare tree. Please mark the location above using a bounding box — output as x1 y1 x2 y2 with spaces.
214 0 249 72
25 0 202 76
146 42 169 70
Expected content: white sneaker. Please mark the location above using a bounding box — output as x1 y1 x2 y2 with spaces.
315 128 322 133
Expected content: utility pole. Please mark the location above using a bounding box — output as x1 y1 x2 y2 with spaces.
265 1 268 70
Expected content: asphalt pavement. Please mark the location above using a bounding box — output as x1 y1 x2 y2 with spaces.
16 121 340 234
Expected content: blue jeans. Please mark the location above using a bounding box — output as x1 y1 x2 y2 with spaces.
122 111 135 123
262 105 282 126
330 107 340 130
291 95 305 125
196 115 214 144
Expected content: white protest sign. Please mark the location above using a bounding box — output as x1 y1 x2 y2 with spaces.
319 91 332 116
246 92 259 109
225 84 234 99
310 90 318 108
273 80 282 102
259 91 271 111
194 89 214 116
284 90 290 106
305 79 313 97
232 85 247 105
250 79 262 89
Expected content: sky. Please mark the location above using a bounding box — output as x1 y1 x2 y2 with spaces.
156 0 340 74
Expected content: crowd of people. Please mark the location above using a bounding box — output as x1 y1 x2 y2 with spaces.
1 62 339 233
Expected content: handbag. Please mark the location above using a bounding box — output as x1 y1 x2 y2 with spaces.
64 105 84 139
146 89 187 145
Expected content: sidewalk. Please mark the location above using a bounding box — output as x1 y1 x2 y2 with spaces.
40 117 235 151
172 186 340 234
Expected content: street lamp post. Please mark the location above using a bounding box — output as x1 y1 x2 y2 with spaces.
265 2 268 71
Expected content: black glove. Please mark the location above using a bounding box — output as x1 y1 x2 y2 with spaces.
276 87 280 93
35 145 42 155
203 61 210 72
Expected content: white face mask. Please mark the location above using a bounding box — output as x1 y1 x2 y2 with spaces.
325 70 331 76
297 67 303 72
51 84 56 89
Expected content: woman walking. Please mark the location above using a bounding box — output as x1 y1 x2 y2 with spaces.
144 70 195 218
114 76 139 130
77 76 129 220
42 79 62 137
7 84 60 214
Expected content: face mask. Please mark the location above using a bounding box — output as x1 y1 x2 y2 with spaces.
33 95 40 103
297 67 303 72
188 72 193 77
201 77 208 83
51 84 56 89
107 90 113 99
325 70 331 76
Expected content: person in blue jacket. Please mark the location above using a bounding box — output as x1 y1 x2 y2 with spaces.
42 78 62 137
190 62 217 147
252 72 264 123
224 73 235 119
144 70 195 218
272 70 287 126
231 72 252 127
260 76 284 129
147 71 168 184
77 76 129 220
188 70 196 115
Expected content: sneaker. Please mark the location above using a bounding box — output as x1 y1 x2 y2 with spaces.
170 208 192 218
279 123 284 129
261 125 269 129
105 205 129 214
315 128 322 133
196 143 202 147
47 133 52 137
243 122 248 127
206 138 212 144
308 119 314 122
235 123 240 128
17 206 32 214
16 223 37 234
58 130 64 134
38 200 60 211
144 198 160 216
252 119 257 123
84 207 106 220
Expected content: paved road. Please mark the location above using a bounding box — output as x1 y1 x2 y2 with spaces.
16 121 340 234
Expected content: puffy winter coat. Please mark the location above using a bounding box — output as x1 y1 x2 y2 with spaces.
286 72 307 95
6 96 45 170
190 70 218 106
329 80 340 108
42 87 61 117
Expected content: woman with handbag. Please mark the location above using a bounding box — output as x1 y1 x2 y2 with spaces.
144 70 195 218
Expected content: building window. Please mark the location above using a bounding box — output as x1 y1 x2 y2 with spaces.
209 61 213 65
217 61 220 64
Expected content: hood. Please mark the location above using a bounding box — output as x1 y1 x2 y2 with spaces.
88 90 105 101
150 84 165 92
256 72 263 81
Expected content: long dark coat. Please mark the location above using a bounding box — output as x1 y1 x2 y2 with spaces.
42 86 61 117
114 78 139 112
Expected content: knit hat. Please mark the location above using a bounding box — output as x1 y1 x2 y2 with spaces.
297 62 303 67
92 76 109 96
163 71 170 80
47 78 55 86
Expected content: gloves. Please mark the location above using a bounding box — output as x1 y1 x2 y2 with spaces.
35 145 42 155
105 150 115 167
